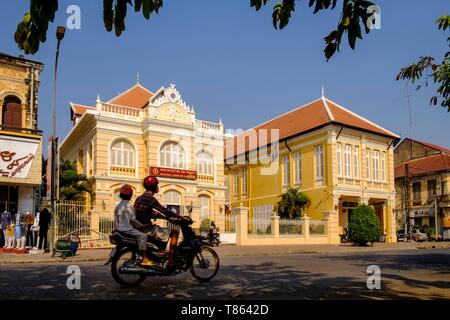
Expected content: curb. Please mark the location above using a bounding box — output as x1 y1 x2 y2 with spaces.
1 244 449 264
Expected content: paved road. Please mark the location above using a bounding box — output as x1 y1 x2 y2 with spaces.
0 249 449 300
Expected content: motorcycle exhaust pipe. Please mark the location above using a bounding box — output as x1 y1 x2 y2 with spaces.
119 266 158 275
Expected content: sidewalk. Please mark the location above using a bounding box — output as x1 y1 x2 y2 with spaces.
1 241 449 264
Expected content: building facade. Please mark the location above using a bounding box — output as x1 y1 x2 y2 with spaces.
394 138 450 239
60 82 226 231
225 95 399 242
0 53 43 214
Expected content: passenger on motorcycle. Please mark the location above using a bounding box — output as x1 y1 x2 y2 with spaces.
114 184 154 267
134 175 186 231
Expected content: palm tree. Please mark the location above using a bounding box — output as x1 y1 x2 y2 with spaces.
59 160 92 201
274 187 310 219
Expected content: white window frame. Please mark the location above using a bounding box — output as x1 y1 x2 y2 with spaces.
366 148 371 180
372 150 380 181
242 168 247 197
111 140 135 168
353 146 359 179
294 151 302 185
198 195 211 220
196 151 214 176
160 141 185 169
337 143 342 177
315 145 324 185
381 151 386 182
282 154 290 187
344 144 352 178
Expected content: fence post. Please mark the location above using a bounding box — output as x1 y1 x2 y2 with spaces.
90 210 100 242
271 214 280 243
234 203 249 246
301 215 310 242
323 210 340 244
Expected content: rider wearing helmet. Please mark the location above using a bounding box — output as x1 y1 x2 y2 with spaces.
134 176 185 227
114 184 154 267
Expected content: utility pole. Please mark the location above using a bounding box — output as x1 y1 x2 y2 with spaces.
50 26 65 253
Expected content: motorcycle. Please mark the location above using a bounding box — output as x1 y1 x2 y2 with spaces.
106 216 220 287
207 226 221 247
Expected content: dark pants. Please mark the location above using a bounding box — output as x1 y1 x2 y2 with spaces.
26 224 33 247
38 227 48 250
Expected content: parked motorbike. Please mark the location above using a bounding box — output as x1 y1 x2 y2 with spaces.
106 216 220 287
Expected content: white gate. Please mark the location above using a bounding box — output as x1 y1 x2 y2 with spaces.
222 213 237 244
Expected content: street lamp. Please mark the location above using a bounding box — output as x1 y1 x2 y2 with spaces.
50 26 65 253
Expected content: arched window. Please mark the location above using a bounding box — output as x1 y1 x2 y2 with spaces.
199 195 211 220
2 96 22 129
111 139 135 168
196 151 214 176
160 141 185 169
164 190 182 215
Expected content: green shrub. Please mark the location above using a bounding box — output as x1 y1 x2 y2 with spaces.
200 218 211 230
348 204 381 246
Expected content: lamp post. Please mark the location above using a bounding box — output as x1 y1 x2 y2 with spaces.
50 26 65 253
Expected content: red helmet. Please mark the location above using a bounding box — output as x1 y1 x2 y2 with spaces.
119 184 133 198
143 175 159 191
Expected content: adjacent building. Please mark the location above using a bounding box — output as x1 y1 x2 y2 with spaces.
394 138 450 239
0 53 43 214
225 95 400 242
60 82 226 231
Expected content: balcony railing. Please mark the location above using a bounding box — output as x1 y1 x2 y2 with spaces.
198 174 214 184
0 124 43 135
110 166 136 177
100 103 141 118
195 119 222 132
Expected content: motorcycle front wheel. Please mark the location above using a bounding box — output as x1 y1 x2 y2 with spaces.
111 248 147 287
189 246 220 282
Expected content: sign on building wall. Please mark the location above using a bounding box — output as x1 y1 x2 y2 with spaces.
150 166 197 180
0 138 39 178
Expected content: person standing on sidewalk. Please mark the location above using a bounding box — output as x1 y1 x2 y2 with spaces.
38 208 51 251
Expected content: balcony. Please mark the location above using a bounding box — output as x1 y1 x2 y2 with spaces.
195 119 223 133
100 103 141 118
110 166 136 177
0 124 42 137
198 174 214 185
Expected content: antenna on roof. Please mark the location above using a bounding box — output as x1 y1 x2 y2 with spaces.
321 85 325 98
136 73 140 85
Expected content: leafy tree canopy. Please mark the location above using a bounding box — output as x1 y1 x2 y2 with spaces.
274 187 310 219
15 0 378 60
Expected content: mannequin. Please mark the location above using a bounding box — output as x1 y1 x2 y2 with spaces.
5 223 15 250
31 212 40 249
24 211 34 248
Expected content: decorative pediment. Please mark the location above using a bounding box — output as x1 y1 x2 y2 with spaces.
150 84 194 113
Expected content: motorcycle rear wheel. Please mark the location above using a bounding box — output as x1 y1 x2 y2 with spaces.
111 248 147 287
189 246 220 282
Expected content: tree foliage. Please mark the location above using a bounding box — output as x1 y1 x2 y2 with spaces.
274 187 310 219
15 0 378 60
396 16 450 112
59 159 92 201
348 204 381 246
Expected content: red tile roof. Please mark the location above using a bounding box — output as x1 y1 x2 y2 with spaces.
225 97 399 159
412 139 450 155
70 103 95 116
395 153 450 178
108 84 153 109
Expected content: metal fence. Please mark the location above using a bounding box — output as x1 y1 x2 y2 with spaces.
309 219 327 235
249 205 272 235
224 213 236 233
279 218 303 235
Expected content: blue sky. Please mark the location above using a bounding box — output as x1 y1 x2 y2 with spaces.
1 1 449 148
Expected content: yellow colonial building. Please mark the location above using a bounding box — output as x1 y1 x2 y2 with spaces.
0 53 43 214
225 95 400 243
60 82 226 231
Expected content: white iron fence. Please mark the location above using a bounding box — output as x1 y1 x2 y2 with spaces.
248 205 272 235
279 218 303 235
309 219 327 235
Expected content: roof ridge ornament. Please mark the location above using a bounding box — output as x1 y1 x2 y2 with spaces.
152 83 192 112
322 84 325 98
